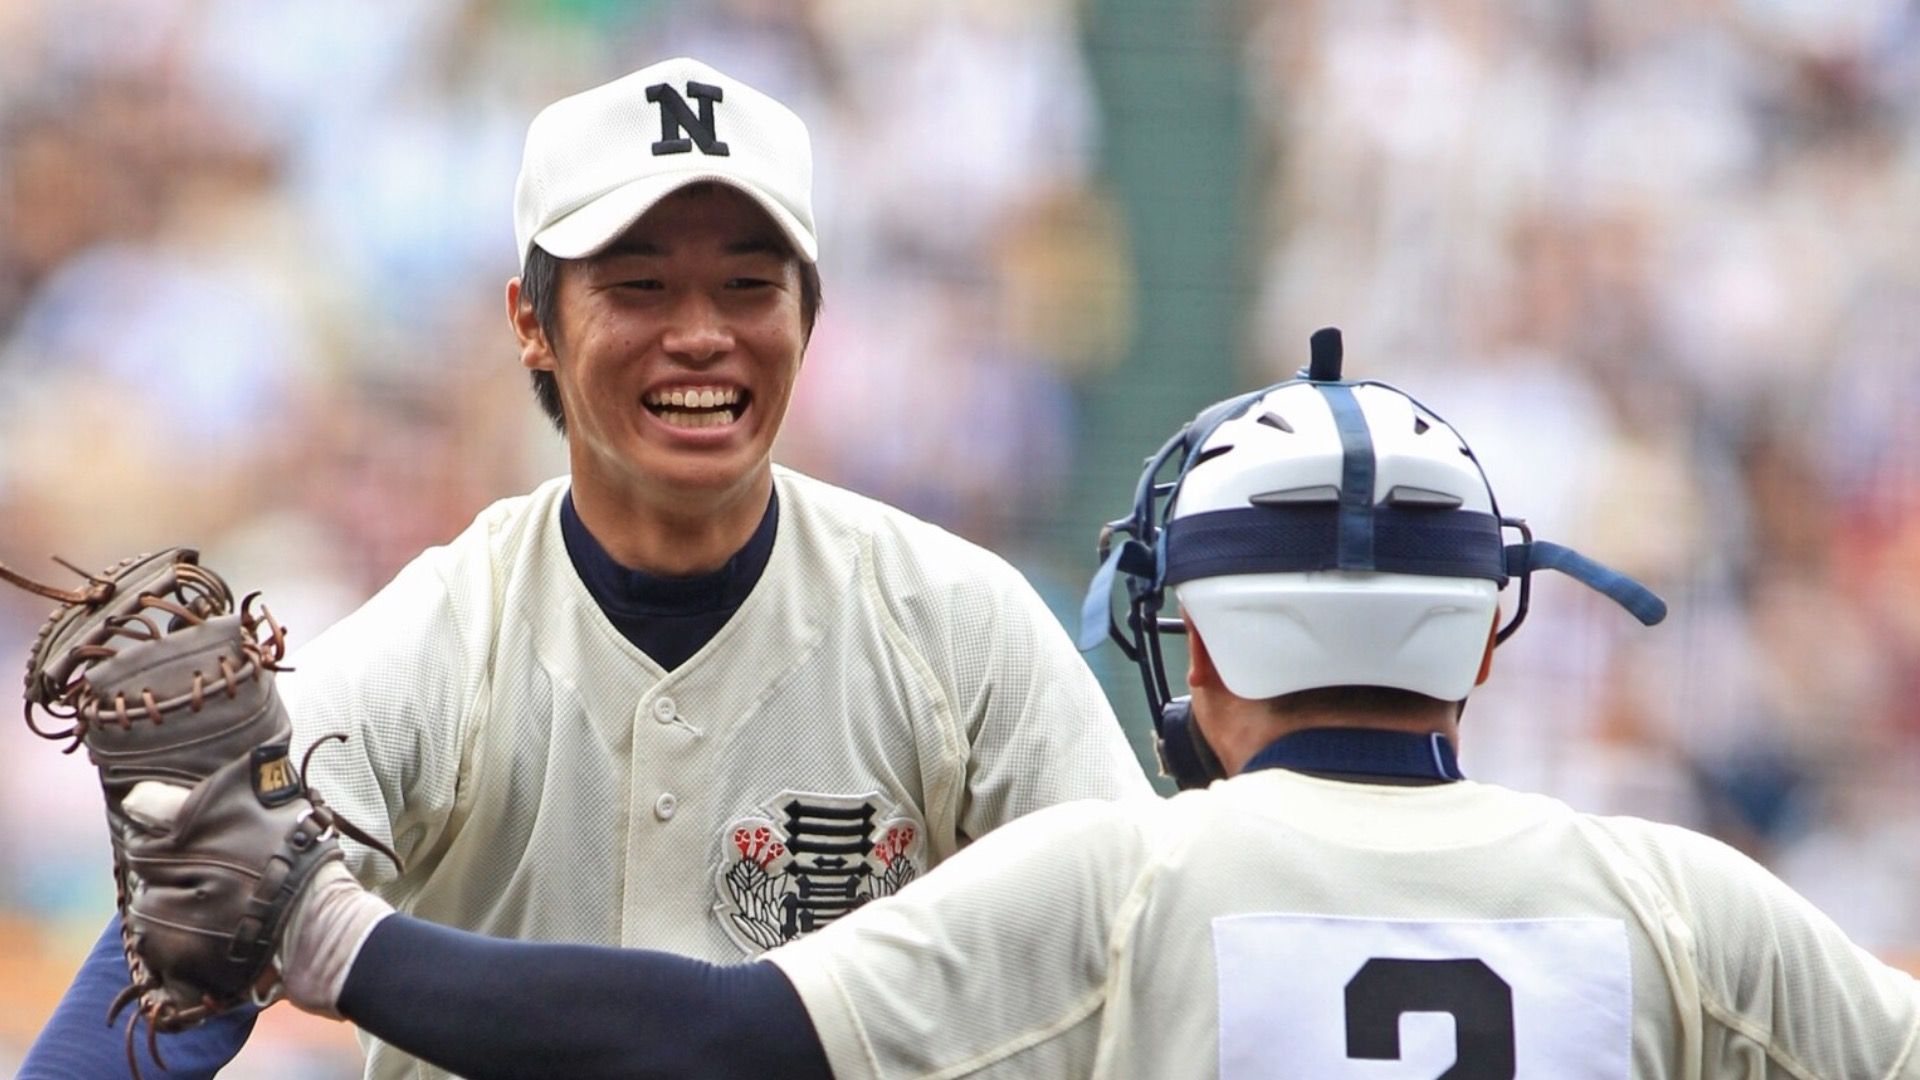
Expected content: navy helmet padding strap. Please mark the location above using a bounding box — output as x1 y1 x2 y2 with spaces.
1162 506 1509 587
1506 540 1668 626
1318 383 1379 570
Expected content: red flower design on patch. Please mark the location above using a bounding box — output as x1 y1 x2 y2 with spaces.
735 826 781 866
873 824 916 868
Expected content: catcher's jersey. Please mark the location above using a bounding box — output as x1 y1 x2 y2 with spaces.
769 768 1920 1080
282 467 1151 1080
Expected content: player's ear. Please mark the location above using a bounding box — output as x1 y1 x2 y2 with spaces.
1185 614 1224 692
507 277 556 373
794 257 817 354
1474 610 1498 687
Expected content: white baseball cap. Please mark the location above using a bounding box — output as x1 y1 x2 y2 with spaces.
512 57 817 269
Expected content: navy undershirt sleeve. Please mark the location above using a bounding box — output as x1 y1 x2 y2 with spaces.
339 915 831 1080
17 915 256 1080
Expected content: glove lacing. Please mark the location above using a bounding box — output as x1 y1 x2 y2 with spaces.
2 555 403 1076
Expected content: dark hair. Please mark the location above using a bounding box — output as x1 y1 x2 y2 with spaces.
1267 686 1453 716
519 245 823 435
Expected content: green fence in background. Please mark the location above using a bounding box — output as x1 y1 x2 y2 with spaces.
1070 0 1254 784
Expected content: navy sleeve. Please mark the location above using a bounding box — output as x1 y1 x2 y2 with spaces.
339 915 832 1080
18 915 257 1080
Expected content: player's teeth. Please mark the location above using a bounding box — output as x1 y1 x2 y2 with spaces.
649 388 744 408
655 408 739 428
648 389 744 424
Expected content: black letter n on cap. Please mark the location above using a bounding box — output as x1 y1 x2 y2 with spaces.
646 81 730 156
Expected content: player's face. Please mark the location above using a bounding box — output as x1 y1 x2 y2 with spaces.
529 184 807 515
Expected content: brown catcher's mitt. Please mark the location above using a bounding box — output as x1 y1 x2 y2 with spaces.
2 549 398 1074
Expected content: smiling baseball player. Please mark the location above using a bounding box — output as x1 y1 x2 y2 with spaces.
17 56 1150 1080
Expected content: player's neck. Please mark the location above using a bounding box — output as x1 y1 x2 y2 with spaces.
1202 692 1462 777
570 471 774 576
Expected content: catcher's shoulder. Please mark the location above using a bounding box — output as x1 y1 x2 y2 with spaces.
1571 807 1775 888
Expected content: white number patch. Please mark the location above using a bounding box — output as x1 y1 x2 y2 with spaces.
1213 914 1629 1079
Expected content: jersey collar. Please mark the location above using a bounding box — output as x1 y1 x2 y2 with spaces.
560 488 779 616
1241 726 1464 784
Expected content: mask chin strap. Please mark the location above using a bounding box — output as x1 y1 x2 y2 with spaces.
1155 697 1227 791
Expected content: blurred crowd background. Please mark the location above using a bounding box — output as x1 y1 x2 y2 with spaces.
1 0 1917 1073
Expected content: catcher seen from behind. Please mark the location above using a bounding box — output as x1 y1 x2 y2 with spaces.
1 548 398 1075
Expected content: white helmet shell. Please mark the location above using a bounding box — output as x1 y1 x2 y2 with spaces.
1171 382 1499 702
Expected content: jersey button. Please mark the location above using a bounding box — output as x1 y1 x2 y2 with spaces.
651 697 677 724
653 792 678 821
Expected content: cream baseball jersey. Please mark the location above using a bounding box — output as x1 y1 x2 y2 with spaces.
769 768 1920 1079
282 467 1151 1079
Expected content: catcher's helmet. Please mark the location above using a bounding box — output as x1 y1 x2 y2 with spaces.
1080 328 1667 789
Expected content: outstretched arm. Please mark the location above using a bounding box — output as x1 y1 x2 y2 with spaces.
335 915 830 1080
1 548 828 1079
18 916 255 1080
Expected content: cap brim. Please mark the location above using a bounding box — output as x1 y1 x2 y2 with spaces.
530 170 817 265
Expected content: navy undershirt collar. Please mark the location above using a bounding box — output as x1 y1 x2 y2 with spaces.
559 488 779 669
1241 727 1465 784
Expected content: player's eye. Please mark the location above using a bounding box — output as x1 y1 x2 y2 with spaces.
726 277 774 290
617 279 665 291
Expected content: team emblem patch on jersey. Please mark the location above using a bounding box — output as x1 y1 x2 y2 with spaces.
716 790 924 954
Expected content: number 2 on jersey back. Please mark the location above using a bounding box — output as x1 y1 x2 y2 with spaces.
1212 914 1629 1079
1346 957 1514 1078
